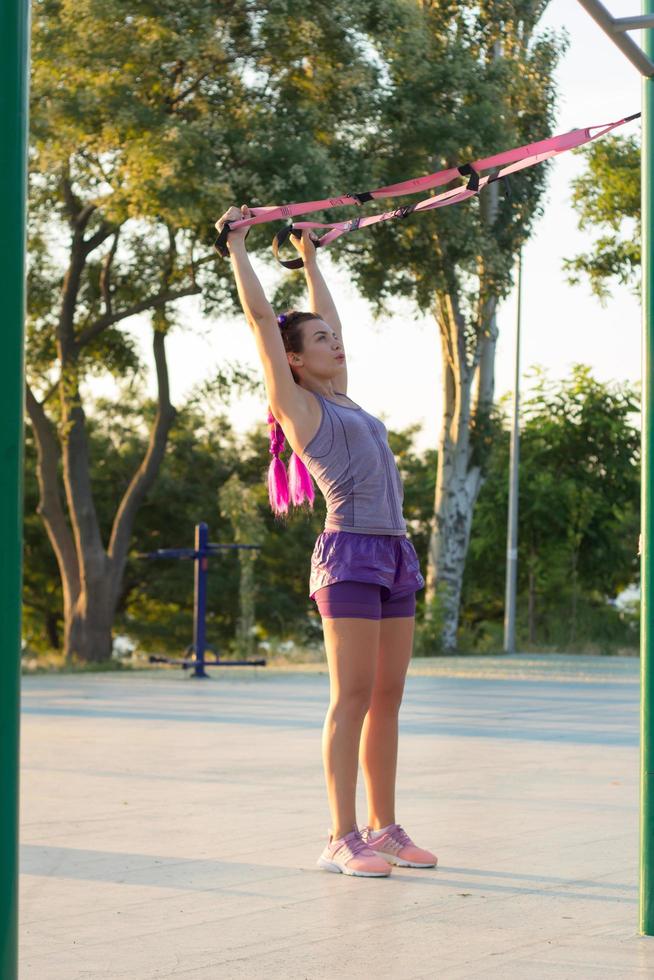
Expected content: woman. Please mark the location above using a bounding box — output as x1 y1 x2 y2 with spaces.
215 204 437 878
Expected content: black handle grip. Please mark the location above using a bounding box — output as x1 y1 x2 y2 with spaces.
213 221 251 258
271 225 323 270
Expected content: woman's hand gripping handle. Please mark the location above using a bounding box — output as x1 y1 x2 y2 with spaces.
214 204 253 257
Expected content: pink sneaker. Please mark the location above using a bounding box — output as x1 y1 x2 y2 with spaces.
317 826 392 877
360 823 438 868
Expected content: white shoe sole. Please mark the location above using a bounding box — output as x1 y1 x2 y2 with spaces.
316 856 391 876
369 849 437 868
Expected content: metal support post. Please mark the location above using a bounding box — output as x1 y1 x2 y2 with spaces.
192 523 210 678
641 0 654 937
504 250 522 654
0 2 30 977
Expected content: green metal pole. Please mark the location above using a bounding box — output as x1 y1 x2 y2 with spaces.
642 0 654 939
0 1 30 976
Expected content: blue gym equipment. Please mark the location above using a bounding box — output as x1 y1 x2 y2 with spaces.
137 522 266 678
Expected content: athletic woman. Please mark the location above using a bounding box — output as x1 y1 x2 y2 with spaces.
215 204 437 878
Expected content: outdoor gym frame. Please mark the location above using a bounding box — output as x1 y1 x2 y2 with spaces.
3 3 654 978
573 0 654 937
139 522 266 677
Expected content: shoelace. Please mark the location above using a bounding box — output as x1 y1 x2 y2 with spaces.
388 824 413 848
333 831 375 860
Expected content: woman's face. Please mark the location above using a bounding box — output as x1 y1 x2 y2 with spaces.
289 319 345 379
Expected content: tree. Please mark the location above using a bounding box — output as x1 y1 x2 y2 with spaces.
26 0 388 662
563 134 640 303
462 366 640 649
321 1 566 649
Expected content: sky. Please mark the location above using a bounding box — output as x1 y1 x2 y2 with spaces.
86 0 643 454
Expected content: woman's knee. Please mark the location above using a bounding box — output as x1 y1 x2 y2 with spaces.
328 687 374 720
369 685 404 712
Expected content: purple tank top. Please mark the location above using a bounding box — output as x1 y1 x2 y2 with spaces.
299 391 407 536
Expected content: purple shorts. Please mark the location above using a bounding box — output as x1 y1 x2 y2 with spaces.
313 581 417 620
309 530 425 618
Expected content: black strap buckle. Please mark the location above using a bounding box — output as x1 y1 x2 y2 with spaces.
346 191 373 205
393 204 416 219
458 163 480 193
487 167 512 199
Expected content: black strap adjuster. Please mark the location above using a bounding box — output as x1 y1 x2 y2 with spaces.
393 204 416 219
347 191 374 205
458 163 480 193
487 167 512 199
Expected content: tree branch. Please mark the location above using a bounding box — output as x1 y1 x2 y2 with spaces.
107 226 182 597
24 382 81 612
100 231 120 317
61 173 89 227
58 229 88 362
76 284 201 349
107 324 177 599
167 69 213 111
83 220 118 256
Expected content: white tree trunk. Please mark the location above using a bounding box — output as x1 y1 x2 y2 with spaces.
424 160 501 651
425 292 498 651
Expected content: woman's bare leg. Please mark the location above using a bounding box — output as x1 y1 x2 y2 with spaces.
359 614 415 829
321 615 380 839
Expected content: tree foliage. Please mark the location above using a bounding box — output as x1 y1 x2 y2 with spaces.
462 366 640 650
563 134 640 304
319 2 565 322
28 0 390 384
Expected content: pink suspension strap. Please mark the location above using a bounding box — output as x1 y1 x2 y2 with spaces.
214 112 640 269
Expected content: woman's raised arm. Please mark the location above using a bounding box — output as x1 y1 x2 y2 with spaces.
215 205 303 421
216 205 273 324
292 231 347 390
292 231 344 340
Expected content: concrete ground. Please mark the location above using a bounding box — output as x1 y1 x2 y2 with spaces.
18 654 654 979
